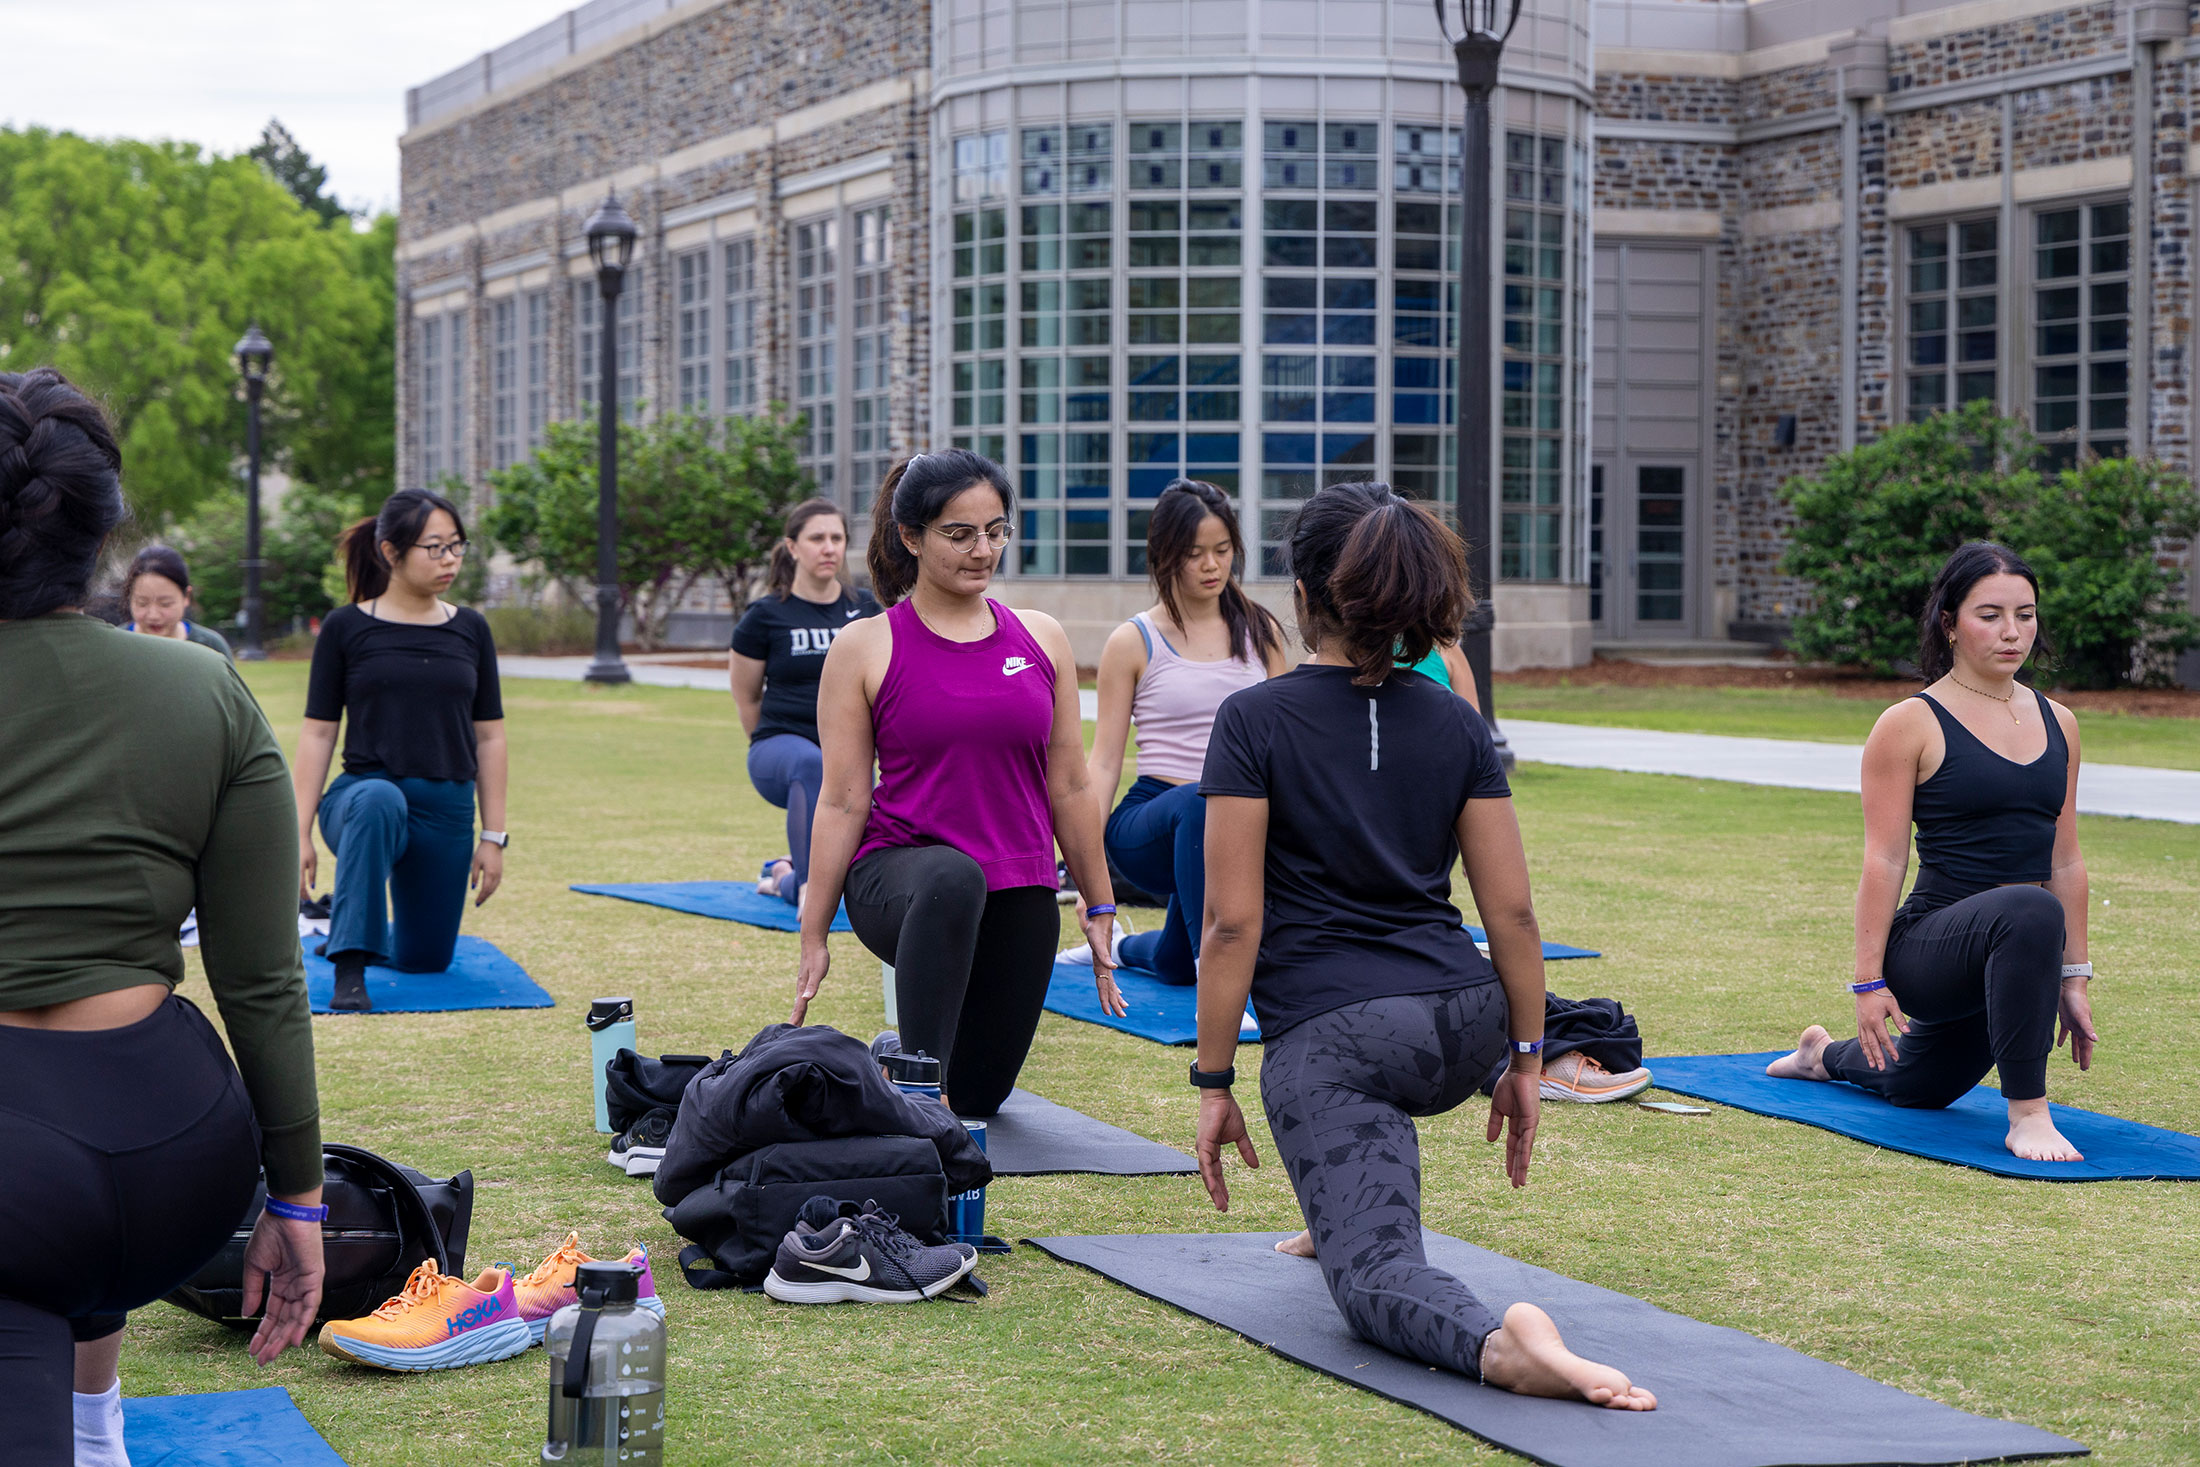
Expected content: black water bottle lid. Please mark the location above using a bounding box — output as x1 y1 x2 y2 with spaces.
574 1260 640 1305
883 1051 941 1085
586 998 634 1033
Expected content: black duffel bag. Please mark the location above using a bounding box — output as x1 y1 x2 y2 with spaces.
663 1134 945 1289
164 1143 475 1328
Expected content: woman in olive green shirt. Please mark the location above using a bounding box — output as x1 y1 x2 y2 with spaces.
0 368 324 1464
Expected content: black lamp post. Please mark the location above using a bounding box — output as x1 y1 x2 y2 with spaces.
233 324 274 662
1436 0 1521 769
583 192 638 685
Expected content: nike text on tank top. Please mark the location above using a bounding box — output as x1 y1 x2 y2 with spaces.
855 599 1060 890
1126 613 1269 783
1908 688 2067 894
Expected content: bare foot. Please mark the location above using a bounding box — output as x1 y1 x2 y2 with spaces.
1274 1230 1316 1258
1765 1024 1833 1082
2007 1100 2083 1162
1480 1303 1656 1411
756 859 793 897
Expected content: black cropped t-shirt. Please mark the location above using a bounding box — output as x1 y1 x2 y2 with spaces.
304 604 503 781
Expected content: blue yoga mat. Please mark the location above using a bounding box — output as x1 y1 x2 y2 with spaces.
125 1386 346 1465
303 935 552 1015
571 881 852 933
1466 925 1601 960
1046 959 1263 1045
1651 1051 2200 1183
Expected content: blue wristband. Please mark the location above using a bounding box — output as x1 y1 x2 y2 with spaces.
1085 904 1117 917
1849 978 1888 994
264 1197 329 1223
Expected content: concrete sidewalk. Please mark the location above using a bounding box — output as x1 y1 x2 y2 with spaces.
1503 718 2200 825
502 659 2198 824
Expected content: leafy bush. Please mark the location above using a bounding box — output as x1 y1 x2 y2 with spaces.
163 480 361 634
1780 403 2200 687
1779 403 2027 673
482 604 598 656
1997 457 2200 689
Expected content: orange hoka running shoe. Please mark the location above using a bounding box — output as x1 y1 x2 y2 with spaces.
511 1233 665 1346
319 1261 531 1372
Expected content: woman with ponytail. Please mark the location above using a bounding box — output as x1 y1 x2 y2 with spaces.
292 489 506 1011
1073 480 1285 983
730 498 879 906
793 451 1123 1117
1192 481 1655 1412
1767 542 2096 1163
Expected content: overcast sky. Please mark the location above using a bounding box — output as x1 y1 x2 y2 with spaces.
2 0 569 217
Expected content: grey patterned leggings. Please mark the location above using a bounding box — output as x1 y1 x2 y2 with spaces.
1259 982 1513 1379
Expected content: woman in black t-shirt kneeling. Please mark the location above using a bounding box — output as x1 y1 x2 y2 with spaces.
295 490 507 1010
730 499 879 907
1193 481 1653 1411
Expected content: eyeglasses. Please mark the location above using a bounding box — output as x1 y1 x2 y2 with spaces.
926 523 1013 553
415 540 470 562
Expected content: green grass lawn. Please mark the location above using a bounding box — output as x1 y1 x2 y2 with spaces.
128 663 2200 1464
1496 680 2200 770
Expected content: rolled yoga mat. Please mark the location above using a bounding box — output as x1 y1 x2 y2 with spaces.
303 935 552 1014
125 1386 347 1465
1031 1231 2085 1467
986 1088 1195 1176
1648 1052 2200 1183
570 880 852 933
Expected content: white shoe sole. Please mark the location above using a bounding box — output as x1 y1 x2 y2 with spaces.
321 1316 531 1371
607 1146 666 1175
762 1251 976 1304
1539 1072 1655 1104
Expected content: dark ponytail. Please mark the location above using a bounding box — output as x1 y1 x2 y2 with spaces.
1286 480 1468 686
767 497 849 599
341 487 466 603
1147 479 1280 663
0 368 126 620
1917 540 2049 681
866 450 1015 605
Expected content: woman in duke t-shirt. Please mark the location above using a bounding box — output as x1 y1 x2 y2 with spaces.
730 499 880 908
294 490 507 1011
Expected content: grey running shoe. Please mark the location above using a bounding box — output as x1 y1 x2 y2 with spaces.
1537 1052 1655 1104
763 1200 977 1304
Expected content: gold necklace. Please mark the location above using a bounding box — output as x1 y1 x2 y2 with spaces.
1949 674 2021 725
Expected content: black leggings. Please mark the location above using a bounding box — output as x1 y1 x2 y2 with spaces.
843 845 1060 1117
1823 882 2065 1105
0 996 263 1463
1260 983 1512 1378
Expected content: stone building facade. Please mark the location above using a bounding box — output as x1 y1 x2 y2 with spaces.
398 0 2200 665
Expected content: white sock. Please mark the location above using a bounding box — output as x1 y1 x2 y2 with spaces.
74 1381 130 1467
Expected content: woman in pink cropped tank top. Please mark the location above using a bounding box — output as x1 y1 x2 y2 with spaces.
794 451 1123 1116
1081 481 1286 986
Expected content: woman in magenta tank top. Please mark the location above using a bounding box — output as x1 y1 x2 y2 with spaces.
794 451 1123 1116
1079 481 1285 986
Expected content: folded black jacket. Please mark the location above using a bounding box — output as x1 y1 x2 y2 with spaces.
651 1023 992 1206
1478 992 1646 1094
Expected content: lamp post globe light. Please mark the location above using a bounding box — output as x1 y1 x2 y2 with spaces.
1434 0 1521 769
233 323 274 662
583 191 639 686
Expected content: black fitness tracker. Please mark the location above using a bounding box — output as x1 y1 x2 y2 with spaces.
1189 1063 1236 1089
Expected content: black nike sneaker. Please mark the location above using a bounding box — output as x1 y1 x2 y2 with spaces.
605 1106 676 1177
762 1199 977 1303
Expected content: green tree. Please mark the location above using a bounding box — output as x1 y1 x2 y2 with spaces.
1779 402 2035 673
247 120 349 227
164 481 358 634
0 127 394 524
487 411 810 647
1996 457 2200 689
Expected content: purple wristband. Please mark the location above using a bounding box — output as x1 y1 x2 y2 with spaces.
264 1197 329 1223
1085 904 1117 917
1849 978 1888 994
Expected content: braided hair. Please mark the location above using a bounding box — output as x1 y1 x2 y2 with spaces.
0 369 126 620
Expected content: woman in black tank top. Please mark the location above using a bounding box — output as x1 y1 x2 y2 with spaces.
1767 544 2099 1164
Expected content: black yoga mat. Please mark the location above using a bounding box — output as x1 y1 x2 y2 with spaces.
984 1089 1195 1177
1030 1232 2084 1467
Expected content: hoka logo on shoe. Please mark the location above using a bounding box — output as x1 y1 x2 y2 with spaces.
446 1299 504 1336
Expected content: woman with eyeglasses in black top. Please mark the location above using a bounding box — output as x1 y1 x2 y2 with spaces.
293 489 508 1011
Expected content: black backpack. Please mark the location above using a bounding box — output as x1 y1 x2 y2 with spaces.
164 1144 475 1328
663 1134 947 1289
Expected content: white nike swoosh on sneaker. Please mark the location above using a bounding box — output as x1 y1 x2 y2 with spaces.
805 1256 872 1281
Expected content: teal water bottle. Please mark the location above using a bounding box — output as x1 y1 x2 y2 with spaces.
587 998 635 1135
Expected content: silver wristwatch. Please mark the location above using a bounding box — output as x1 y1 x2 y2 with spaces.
479 830 509 848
